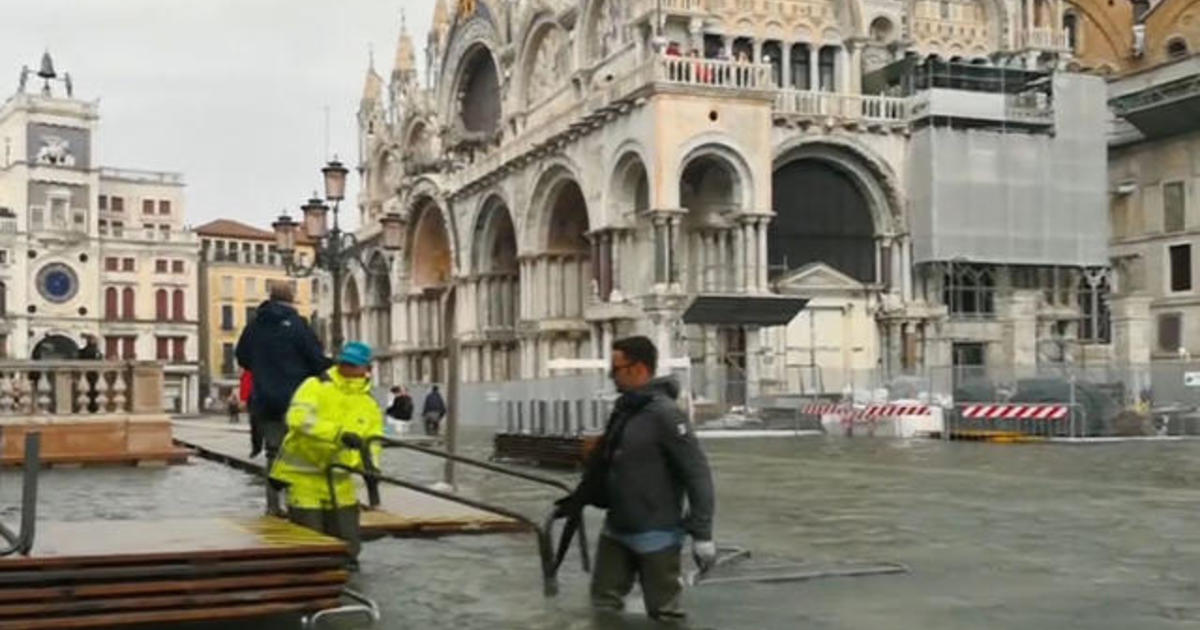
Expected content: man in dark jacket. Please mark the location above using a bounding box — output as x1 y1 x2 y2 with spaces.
421 385 446 435
556 335 716 620
387 386 413 422
235 282 331 513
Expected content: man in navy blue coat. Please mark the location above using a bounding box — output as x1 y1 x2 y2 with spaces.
235 282 331 513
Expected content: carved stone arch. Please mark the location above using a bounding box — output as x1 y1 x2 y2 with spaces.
580 0 632 64
525 157 593 252
518 14 572 108
673 134 757 212
438 16 505 135
1062 0 1127 60
471 193 519 274
822 27 843 45
773 136 904 235
605 139 652 226
406 194 457 289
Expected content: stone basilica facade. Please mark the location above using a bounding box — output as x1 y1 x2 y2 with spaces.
349 0 1132 402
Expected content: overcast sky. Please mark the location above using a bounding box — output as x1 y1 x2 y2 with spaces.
1 0 437 230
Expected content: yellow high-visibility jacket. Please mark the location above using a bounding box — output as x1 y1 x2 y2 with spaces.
269 367 384 510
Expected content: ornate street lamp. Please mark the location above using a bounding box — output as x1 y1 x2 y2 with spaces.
273 157 399 349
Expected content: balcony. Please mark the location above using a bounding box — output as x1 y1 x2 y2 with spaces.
774 90 909 124
1021 28 1069 52
632 0 710 20
656 55 772 91
99 167 184 186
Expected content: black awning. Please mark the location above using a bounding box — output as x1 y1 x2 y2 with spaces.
681 295 809 326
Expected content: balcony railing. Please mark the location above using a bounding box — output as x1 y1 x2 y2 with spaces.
656 56 771 90
0 360 163 417
1023 28 1069 51
99 167 185 185
774 90 909 123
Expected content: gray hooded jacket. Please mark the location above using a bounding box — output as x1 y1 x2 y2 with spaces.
576 377 715 541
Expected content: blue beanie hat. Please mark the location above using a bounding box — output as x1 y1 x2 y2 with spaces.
338 341 372 367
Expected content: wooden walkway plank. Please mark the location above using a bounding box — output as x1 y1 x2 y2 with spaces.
0 584 342 617
0 598 340 630
0 569 348 603
0 518 346 570
0 555 346 586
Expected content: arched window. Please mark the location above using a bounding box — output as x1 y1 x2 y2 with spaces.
1063 12 1078 53
121 287 135 320
790 44 810 90
818 46 836 92
172 289 185 321
944 265 996 316
105 287 118 319
155 289 168 321
1167 38 1189 60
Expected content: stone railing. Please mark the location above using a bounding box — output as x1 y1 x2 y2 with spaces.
0 361 163 417
656 55 771 90
1022 28 1069 51
98 167 185 185
773 89 909 123
634 0 710 18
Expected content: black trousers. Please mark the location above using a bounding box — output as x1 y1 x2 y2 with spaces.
250 410 288 513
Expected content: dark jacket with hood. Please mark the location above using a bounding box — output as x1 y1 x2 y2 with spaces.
573 377 715 541
235 300 331 419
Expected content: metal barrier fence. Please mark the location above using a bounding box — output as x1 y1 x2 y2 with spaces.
389 361 1200 438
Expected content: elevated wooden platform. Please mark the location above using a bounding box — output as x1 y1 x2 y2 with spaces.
173 421 524 538
492 433 601 469
0 517 348 629
0 416 190 468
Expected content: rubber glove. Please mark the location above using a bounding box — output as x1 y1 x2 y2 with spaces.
339 431 364 450
692 539 717 573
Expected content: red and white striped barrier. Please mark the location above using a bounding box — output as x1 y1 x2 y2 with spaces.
959 404 1069 420
802 403 931 417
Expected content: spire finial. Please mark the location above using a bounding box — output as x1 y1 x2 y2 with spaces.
368 43 375 70
401 8 407 33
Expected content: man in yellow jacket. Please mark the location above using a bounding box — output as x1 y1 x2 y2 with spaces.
270 341 383 567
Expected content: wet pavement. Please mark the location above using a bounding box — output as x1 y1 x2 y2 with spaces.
4 428 1200 629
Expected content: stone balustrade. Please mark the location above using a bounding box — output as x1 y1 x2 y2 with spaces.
656 55 771 90
1023 28 1069 51
773 89 909 123
0 360 163 417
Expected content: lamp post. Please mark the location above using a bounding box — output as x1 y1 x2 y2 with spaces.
273 158 405 350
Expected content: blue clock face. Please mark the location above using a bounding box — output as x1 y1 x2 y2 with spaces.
36 263 79 303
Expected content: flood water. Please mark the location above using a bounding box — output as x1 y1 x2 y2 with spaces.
5 429 1200 629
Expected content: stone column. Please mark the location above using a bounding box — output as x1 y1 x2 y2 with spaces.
1110 295 1152 366
781 42 792 88
668 215 682 289
847 39 863 94
900 239 913 302
745 327 761 402
809 46 820 93
891 238 903 294
753 39 763 63
998 290 1040 371
837 46 849 92
757 218 769 291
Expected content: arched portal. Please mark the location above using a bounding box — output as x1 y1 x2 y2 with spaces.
402 199 456 384
470 196 520 381
680 154 744 292
526 171 593 377
770 159 877 283
32 334 78 360
367 253 392 352
457 45 501 135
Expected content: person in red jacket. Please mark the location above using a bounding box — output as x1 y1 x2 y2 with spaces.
240 370 260 452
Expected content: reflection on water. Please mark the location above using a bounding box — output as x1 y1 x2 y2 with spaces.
5 430 1200 629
